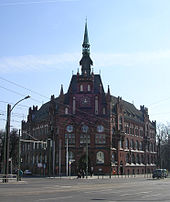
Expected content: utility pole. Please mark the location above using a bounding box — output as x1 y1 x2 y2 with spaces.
17 129 21 181
86 133 88 179
3 96 30 183
52 140 55 176
48 138 51 177
59 139 61 177
3 104 11 182
66 137 68 176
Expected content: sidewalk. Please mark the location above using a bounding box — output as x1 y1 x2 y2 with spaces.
0 173 153 184
47 173 153 180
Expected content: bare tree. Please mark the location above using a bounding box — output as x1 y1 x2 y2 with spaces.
156 123 170 170
0 129 19 173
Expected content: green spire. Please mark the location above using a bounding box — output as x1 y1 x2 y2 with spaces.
83 21 89 45
82 20 90 55
80 20 93 76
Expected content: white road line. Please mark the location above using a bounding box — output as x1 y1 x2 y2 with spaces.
37 196 73 201
120 191 152 197
141 193 161 199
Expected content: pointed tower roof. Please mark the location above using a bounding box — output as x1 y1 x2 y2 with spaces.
107 85 110 95
82 21 90 47
59 84 64 96
80 20 93 76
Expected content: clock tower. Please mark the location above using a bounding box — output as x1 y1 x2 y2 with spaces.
66 21 106 115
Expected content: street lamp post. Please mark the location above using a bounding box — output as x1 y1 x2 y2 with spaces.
86 132 88 179
3 96 30 183
17 129 21 181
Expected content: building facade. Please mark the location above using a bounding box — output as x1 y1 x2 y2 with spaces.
21 23 157 176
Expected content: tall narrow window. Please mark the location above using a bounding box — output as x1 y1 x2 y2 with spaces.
126 138 129 149
65 107 68 115
73 97 76 114
120 139 123 148
95 96 98 115
119 116 123 130
87 84 91 92
80 84 83 92
103 107 106 115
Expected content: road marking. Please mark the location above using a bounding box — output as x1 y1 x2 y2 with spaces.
141 193 161 199
37 196 73 201
120 191 152 197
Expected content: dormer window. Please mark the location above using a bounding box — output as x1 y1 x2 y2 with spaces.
80 84 83 92
87 84 91 92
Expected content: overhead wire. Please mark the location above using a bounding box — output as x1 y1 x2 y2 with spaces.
0 85 43 103
0 76 49 100
0 100 30 108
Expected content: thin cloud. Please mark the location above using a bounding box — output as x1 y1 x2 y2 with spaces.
0 0 78 7
93 49 170 67
0 53 80 73
1 50 170 73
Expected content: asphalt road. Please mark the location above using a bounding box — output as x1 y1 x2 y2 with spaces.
0 176 170 202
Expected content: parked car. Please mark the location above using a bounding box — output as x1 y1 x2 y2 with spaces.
24 170 32 175
152 169 164 179
162 169 168 178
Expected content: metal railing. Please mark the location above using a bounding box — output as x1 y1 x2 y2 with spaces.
0 174 17 183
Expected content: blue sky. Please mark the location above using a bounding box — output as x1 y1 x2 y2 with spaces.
0 0 170 130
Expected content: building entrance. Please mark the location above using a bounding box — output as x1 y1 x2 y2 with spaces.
78 154 91 175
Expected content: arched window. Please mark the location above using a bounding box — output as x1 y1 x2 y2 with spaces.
139 142 142 151
80 84 83 92
132 154 136 164
120 139 123 148
73 97 76 114
151 143 153 152
136 154 140 164
147 142 150 151
131 139 135 150
147 154 150 164
136 140 139 150
40 154 42 163
44 155 47 163
112 153 115 163
82 125 89 133
126 153 130 163
65 107 68 114
87 84 91 92
119 116 123 130
126 138 129 149
96 151 104 164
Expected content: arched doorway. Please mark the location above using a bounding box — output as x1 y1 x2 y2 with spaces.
78 155 91 174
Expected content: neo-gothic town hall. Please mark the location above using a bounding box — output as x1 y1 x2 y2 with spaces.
21 23 157 176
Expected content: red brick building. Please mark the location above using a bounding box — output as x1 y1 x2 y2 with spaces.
21 23 157 176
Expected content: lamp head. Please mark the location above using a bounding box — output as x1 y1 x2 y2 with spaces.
25 95 31 99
